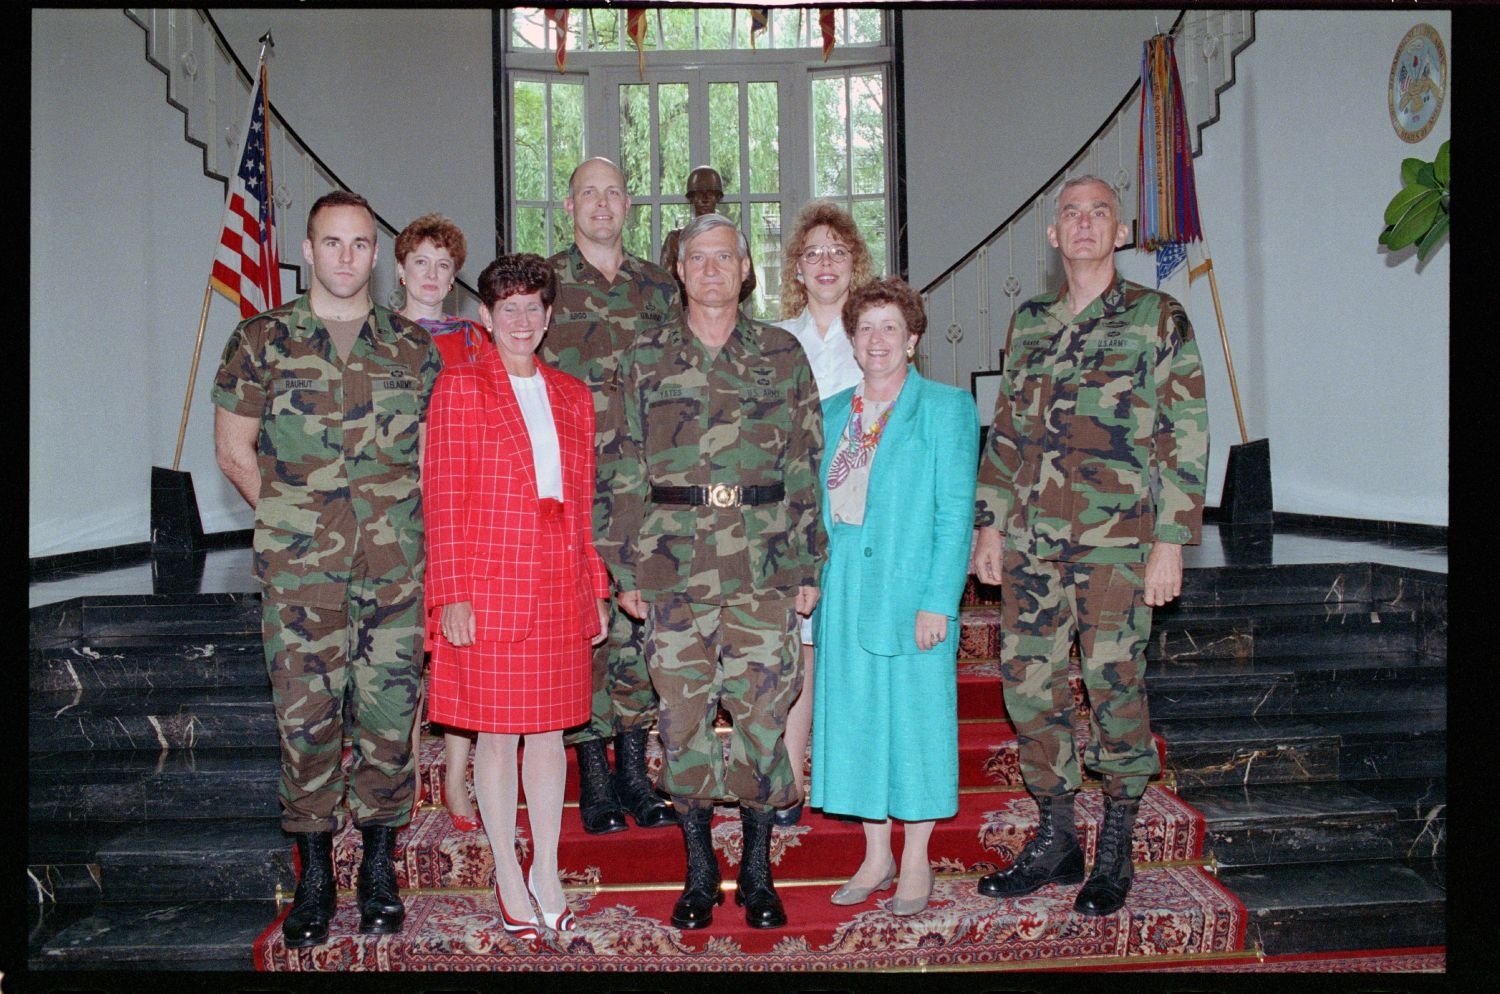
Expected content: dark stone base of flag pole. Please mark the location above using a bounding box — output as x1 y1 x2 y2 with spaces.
151 466 206 556
1219 438 1274 526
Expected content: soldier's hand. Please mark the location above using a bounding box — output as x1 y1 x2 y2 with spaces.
440 601 477 647
1144 541 1184 607
972 527 1004 585
617 589 647 620
795 585 820 618
915 610 948 651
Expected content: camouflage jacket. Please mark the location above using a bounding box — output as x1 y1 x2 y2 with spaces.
603 314 826 601
212 294 441 603
975 275 1208 564
542 243 680 538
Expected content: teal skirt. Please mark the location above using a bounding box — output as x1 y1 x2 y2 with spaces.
810 521 959 822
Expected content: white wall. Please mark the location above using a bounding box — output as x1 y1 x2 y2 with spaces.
29 8 1449 558
903 9 1449 526
30 9 493 557
901 7 1176 290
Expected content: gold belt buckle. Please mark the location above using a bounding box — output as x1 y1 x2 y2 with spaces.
708 483 740 508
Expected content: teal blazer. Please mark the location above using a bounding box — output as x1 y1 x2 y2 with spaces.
816 368 979 657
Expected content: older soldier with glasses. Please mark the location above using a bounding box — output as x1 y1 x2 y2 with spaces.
970 174 1208 917
606 213 825 931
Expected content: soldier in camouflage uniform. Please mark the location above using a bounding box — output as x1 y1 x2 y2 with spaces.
214 191 441 948
970 175 1208 917
540 157 682 835
606 214 825 931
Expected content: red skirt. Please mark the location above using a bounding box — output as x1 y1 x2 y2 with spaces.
427 500 592 734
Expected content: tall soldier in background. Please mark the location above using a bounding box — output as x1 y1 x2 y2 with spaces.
214 190 441 947
541 157 682 835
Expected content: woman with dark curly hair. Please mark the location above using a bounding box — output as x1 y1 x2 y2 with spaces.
423 253 611 943
770 199 877 827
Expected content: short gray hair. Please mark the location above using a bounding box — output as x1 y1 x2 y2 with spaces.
678 213 750 259
1054 174 1122 216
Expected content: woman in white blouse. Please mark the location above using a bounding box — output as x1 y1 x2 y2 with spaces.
771 200 876 826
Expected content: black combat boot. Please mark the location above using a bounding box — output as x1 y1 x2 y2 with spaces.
613 728 679 829
575 738 629 835
735 807 787 929
1073 795 1140 916
977 792 1086 898
282 831 336 948
356 825 406 935
670 807 723 929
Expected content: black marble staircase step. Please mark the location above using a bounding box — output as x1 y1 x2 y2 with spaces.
30 898 272 971
1156 710 1446 790
31 637 267 693
1218 859 1446 955
31 591 261 643
1351 777 1446 860
1183 782 1397 868
30 747 281 822
1147 652 1445 719
95 818 293 902
1172 562 1382 609
1154 598 1388 621
1149 609 1422 661
29 685 277 752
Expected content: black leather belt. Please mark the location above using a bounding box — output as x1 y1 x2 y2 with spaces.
649 482 785 508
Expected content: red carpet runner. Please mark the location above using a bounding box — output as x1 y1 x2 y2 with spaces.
254 595 1249 971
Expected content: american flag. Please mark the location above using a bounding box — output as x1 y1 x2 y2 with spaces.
210 65 282 319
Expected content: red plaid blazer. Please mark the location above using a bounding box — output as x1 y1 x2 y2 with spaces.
423 348 610 642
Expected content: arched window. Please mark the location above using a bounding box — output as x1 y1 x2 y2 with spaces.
503 6 894 319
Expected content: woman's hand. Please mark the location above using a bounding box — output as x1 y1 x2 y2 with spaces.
441 601 477 647
592 598 611 646
915 610 948 651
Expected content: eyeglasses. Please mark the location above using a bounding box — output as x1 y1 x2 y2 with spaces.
799 244 852 265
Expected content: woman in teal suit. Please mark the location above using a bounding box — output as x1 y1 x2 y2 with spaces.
811 277 979 916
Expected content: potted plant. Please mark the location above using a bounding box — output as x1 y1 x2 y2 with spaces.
1379 139 1449 261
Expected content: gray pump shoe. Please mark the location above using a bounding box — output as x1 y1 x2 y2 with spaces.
829 863 897 906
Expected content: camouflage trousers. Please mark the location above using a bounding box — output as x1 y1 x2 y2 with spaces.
563 596 659 746
999 548 1157 800
261 555 423 833
645 593 802 813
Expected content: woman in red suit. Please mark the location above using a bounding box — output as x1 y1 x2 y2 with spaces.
423 253 610 942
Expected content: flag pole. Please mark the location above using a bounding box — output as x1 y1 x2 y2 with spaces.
1197 260 1248 445
172 282 217 471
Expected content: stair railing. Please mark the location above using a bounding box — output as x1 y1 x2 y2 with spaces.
124 8 480 315
917 10 1255 389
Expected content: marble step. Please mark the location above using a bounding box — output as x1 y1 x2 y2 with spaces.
331 786 1205 892
1182 782 1399 868
30 637 267 694
1155 710 1446 791
1351 777 1446 861
30 747 281 822
29 898 271 971
957 606 1422 662
963 561 1439 612
28 685 278 753
32 591 261 642
1219 859 1445 955
1146 652 1446 720
94 818 294 903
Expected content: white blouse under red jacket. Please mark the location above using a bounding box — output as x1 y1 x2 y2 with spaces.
422 348 610 643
